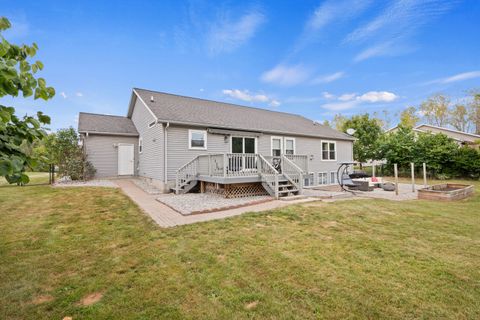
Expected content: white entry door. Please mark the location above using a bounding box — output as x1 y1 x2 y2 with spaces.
118 144 134 175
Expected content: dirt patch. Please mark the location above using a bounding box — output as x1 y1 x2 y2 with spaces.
245 301 259 309
77 292 104 306
321 221 338 228
303 202 325 208
32 294 54 304
62 317 73 320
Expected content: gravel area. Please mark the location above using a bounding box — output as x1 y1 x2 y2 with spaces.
157 193 273 215
53 180 118 188
132 179 162 194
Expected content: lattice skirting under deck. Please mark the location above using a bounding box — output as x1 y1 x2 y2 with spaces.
203 182 269 198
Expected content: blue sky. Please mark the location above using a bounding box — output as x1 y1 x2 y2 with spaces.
2 0 480 131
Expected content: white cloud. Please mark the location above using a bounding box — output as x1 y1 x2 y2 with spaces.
260 64 310 86
357 91 398 103
321 100 360 111
60 92 67 99
269 100 281 107
322 92 335 100
320 90 398 110
338 93 357 101
222 89 279 106
345 0 455 44
199 88 205 92
312 71 345 84
429 71 480 84
75 92 83 97
207 11 265 54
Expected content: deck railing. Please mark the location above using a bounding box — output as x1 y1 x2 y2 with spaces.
258 154 279 198
281 155 304 194
175 153 307 195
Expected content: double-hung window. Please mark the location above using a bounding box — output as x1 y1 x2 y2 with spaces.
271 137 282 156
189 130 207 150
285 138 295 155
330 171 337 184
321 141 336 161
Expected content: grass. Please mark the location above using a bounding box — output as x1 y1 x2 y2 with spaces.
0 180 479 319
0 172 50 186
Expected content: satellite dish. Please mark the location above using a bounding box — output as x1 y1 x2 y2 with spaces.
346 128 356 135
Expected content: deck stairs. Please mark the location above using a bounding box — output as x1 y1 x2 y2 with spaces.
175 153 305 199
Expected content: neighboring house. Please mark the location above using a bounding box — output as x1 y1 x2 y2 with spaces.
78 88 354 198
386 124 480 146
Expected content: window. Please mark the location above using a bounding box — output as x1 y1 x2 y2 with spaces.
138 137 143 153
148 121 156 128
285 138 295 155
321 141 336 160
271 137 282 156
318 172 328 185
189 130 207 150
231 137 256 154
330 171 337 184
304 173 314 186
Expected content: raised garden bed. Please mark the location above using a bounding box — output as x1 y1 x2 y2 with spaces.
418 183 474 201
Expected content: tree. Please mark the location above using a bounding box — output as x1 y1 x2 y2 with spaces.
332 114 347 131
340 114 383 166
44 128 96 180
399 106 420 128
0 17 55 184
467 90 480 134
414 132 458 176
420 94 450 127
449 104 470 132
378 126 416 170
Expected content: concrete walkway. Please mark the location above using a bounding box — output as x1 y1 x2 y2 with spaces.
115 180 314 228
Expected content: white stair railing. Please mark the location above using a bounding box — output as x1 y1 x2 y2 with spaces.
175 156 199 194
258 154 279 199
281 155 304 194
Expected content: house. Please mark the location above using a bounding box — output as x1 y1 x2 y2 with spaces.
386 124 480 146
78 88 354 198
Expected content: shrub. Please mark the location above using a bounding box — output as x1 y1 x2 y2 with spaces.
454 147 480 179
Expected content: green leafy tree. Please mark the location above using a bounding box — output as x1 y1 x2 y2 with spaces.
378 126 416 170
414 132 458 177
420 94 450 127
453 147 480 179
399 106 420 128
467 90 480 134
341 114 383 166
0 17 55 184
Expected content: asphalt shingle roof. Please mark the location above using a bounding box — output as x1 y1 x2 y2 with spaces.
78 112 138 135
133 88 354 141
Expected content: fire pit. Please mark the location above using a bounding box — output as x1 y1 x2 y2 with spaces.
418 183 474 201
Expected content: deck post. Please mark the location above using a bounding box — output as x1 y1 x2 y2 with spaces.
274 173 279 199
394 163 399 196
411 162 415 193
223 154 227 178
423 162 427 188
208 154 211 176
372 164 376 178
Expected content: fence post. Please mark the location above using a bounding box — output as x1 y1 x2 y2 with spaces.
394 163 399 196
411 162 415 193
223 154 227 178
372 164 376 178
423 162 427 188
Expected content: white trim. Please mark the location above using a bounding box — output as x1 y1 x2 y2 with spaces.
132 89 158 122
138 137 143 154
415 124 480 138
188 129 207 150
321 140 337 161
271 136 283 156
230 136 257 153
284 137 296 155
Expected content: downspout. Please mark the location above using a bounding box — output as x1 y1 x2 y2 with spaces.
164 122 170 189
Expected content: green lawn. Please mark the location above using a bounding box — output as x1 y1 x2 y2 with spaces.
1 180 479 319
0 172 50 186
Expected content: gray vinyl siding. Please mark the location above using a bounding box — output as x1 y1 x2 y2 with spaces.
83 134 138 178
257 134 353 183
166 126 353 183
166 125 228 181
131 97 164 180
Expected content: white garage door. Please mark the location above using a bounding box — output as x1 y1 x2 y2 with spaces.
118 144 134 175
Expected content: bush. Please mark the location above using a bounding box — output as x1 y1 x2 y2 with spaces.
454 147 480 179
